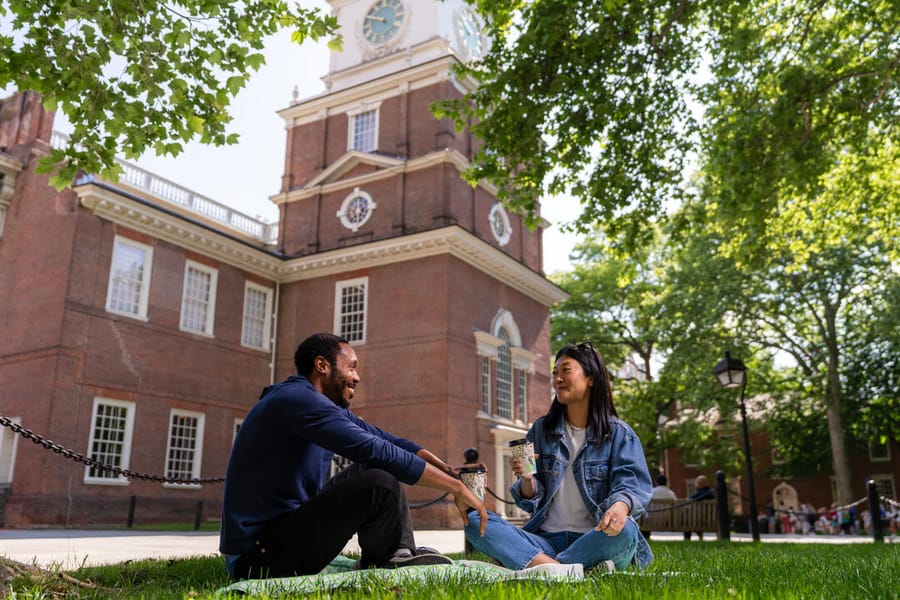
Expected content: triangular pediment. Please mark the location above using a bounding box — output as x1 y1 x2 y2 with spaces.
305 151 403 189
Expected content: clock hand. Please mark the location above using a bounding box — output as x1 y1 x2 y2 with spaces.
366 15 386 22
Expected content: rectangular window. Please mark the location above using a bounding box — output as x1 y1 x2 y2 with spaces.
106 236 153 319
241 282 273 350
334 277 367 343
496 353 512 420
233 418 243 444
180 260 217 335
869 438 891 462
481 357 491 414
517 370 527 422
84 398 135 485
0 204 7 239
872 475 895 499
349 109 378 152
164 409 205 486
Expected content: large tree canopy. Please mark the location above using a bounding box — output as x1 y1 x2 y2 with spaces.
0 0 339 189
443 0 899 251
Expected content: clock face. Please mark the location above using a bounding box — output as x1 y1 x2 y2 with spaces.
363 0 406 45
455 7 485 60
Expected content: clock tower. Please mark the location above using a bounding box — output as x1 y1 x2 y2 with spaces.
273 0 566 527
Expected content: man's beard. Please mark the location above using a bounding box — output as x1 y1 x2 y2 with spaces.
329 372 351 408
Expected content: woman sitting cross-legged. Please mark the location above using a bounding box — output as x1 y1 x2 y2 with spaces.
464 342 654 577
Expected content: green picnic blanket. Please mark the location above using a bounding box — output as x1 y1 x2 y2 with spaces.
217 555 569 596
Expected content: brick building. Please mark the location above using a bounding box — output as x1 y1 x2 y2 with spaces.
0 0 567 528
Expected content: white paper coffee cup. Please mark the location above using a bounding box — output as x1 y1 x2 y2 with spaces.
509 438 536 476
459 465 486 500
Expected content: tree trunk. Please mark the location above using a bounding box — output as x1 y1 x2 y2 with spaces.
825 308 854 506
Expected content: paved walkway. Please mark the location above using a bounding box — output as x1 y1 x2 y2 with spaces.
0 528 891 570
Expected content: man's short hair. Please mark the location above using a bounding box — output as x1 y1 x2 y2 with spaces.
294 333 349 377
656 474 668 486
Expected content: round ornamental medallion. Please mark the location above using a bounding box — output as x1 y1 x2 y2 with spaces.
337 189 377 232
489 203 512 246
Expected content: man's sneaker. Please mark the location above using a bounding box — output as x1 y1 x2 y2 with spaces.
598 559 615 574
386 547 453 568
512 562 584 581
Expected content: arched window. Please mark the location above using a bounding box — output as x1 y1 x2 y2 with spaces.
496 328 512 419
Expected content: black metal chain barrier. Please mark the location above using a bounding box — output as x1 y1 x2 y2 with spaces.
723 486 872 519
409 491 450 509
644 498 704 513
0 414 224 484
486 486 516 505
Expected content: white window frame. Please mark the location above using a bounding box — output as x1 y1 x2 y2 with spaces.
163 409 205 488
84 398 135 486
241 281 273 350
481 356 492 414
233 418 244 444
0 203 7 239
106 236 153 320
869 438 891 462
179 260 218 336
0 416 20 484
347 105 380 152
334 277 368 344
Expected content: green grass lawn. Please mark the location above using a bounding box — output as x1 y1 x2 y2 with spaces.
5 542 898 599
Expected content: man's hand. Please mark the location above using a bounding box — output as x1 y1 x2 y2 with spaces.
453 481 488 537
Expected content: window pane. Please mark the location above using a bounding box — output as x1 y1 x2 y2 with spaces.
88 404 129 479
167 413 200 480
181 265 212 333
109 243 146 315
242 286 269 348
481 356 491 413
338 282 366 342
496 329 512 419
351 110 377 152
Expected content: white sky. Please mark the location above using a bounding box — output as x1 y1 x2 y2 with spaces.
31 3 582 274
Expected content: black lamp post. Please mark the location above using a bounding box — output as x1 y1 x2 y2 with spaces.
713 351 760 542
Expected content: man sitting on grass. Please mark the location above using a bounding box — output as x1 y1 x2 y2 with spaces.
220 333 487 580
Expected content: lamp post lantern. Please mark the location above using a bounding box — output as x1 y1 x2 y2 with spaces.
713 351 761 542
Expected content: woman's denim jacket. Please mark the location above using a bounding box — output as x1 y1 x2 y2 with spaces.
509 415 654 568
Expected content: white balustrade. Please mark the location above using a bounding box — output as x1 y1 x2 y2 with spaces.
51 131 276 243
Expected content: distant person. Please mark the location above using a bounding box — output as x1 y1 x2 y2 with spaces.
684 475 714 540
220 333 487 580
651 474 677 501
463 342 654 577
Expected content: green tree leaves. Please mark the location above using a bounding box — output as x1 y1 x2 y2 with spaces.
1 0 340 189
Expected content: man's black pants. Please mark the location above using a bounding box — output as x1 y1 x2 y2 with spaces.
232 465 417 580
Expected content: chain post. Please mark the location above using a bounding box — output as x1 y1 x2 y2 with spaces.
867 479 884 543
715 470 731 541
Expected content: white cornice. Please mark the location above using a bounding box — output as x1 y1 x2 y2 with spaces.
281 226 568 307
74 182 567 307
278 54 475 127
0 153 23 206
75 183 283 278
305 151 403 189
271 148 495 205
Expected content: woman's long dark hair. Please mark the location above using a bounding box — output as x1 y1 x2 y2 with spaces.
545 342 618 440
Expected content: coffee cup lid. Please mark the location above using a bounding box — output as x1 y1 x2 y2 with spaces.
509 438 531 447
459 465 485 474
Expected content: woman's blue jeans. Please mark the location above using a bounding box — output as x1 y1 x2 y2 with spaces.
464 511 639 571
